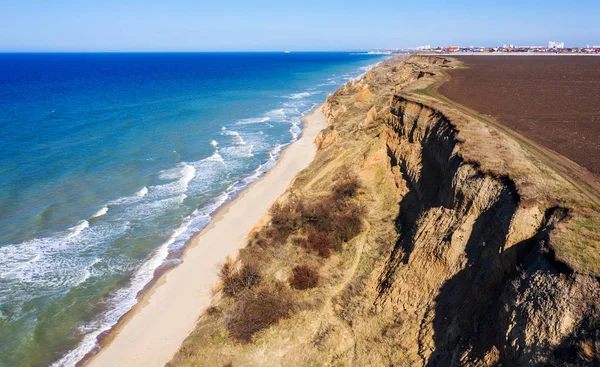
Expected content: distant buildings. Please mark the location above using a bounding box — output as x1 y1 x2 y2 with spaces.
362 42 600 56
412 41 600 55
548 41 565 49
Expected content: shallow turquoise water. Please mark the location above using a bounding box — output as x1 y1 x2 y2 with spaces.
0 52 386 367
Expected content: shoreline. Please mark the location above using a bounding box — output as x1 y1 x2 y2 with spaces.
83 105 328 367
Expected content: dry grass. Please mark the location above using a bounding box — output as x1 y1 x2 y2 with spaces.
209 167 365 349
168 57 406 366
170 54 600 367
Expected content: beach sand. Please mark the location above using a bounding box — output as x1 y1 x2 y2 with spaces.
85 106 327 367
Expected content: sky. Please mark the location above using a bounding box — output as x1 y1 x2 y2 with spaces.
0 0 599 51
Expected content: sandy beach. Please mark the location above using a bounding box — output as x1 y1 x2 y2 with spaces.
85 106 327 367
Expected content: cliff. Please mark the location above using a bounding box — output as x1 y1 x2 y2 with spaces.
168 56 600 366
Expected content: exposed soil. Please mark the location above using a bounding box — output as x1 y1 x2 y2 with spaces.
438 56 600 176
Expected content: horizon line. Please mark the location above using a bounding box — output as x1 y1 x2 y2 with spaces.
0 49 395 54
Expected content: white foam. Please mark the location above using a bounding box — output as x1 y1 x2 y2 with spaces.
110 187 149 206
204 152 225 163
179 164 195 192
290 123 302 141
75 258 101 287
52 225 176 367
236 116 270 125
288 92 312 99
317 80 337 86
45 59 387 367
91 206 108 219
52 183 240 367
68 220 89 238
266 108 286 120
158 167 184 180
0 219 131 297
136 187 149 197
210 140 218 147
224 130 246 145
157 164 195 192
48 137 294 366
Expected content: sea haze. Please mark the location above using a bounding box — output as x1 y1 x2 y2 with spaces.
0 52 386 367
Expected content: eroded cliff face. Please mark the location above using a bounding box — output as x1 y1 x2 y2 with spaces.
170 56 600 367
313 56 600 366
370 96 600 366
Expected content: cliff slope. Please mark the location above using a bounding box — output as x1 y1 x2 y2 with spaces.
168 56 600 367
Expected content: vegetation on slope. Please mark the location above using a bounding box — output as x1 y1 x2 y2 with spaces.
169 55 600 367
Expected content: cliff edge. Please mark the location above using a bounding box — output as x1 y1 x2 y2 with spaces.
168 56 600 367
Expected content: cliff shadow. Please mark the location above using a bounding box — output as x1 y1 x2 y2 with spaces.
426 181 521 367
377 109 460 298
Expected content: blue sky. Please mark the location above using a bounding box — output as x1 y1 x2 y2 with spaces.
1 0 599 51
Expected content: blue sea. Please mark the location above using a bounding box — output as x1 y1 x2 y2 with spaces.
0 52 386 367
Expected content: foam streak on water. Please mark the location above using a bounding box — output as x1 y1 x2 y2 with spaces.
0 52 388 367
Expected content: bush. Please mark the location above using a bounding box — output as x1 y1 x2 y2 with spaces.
334 202 365 242
289 265 319 290
263 174 364 258
302 227 339 258
332 173 360 202
206 306 222 317
222 264 262 298
268 198 305 244
225 286 292 343
300 200 335 233
270 202 297 230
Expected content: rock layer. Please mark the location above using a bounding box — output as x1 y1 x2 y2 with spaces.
169 55 600 367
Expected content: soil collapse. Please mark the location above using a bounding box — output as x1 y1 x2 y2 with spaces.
168 55 600 367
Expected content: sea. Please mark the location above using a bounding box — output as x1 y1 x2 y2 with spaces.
0 52 387 367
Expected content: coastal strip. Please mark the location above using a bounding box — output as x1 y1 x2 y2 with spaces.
84 106 328 367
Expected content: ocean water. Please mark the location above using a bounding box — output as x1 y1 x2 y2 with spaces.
0 52 386 367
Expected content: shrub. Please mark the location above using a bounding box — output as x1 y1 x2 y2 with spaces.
334 202 365 242
300 200 335 233
265 175 364 259
302 227 339 258
332 173 360 202
269 198 304 243
248 228 278 248
224 286 292 343
270 202 297 230
222 264 262 298
206 306 222 317
289 265 319 290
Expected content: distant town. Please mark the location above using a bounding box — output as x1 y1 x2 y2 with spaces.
366 41 600 55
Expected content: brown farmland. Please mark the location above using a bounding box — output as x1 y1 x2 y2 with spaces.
438 56 600 176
